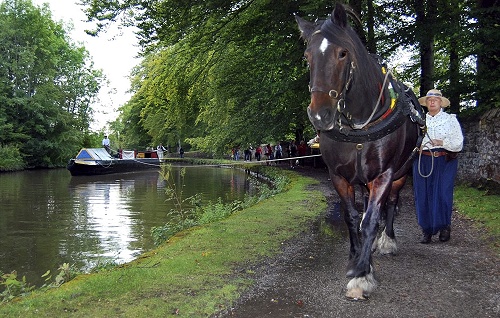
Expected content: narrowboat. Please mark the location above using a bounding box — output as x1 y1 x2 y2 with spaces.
67 148 165 176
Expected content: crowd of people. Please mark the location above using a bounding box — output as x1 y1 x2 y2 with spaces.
232 138 317 168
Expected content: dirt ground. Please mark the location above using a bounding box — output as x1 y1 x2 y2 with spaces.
216 166 500 318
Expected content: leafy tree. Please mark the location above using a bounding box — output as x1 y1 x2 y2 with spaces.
81 0 498 155
0 0 104 168
474 0 500 109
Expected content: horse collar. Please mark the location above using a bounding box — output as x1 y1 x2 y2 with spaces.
322 79 424 143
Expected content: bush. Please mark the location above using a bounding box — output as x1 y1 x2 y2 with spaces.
0 145 25 171
151 165 290 246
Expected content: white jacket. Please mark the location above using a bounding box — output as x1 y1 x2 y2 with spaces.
422 109 464 152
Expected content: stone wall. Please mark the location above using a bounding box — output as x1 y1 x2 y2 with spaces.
458 108 500 185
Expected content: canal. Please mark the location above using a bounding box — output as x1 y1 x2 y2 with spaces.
0 166 256 287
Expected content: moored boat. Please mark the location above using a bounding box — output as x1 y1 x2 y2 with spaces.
67 148 163 176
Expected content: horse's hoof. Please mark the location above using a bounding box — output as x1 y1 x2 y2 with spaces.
377 232 398 255
345 288 368 301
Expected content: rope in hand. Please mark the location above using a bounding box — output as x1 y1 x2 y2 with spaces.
417 131 435 178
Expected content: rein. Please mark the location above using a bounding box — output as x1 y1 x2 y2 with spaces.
351 67 391 129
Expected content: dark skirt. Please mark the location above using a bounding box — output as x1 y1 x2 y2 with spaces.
412 150 458 235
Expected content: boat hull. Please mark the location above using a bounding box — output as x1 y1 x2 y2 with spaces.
67 158 162 176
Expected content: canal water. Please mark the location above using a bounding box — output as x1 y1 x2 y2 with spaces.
0 166 256 287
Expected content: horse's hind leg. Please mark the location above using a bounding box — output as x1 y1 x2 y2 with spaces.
376 175 407 255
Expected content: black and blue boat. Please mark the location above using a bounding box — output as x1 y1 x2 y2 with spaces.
67 148 163 176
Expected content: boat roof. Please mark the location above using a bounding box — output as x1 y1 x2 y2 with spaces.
75 148 114 160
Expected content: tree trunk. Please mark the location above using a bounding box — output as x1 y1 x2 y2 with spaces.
366 0 376 54
449 38 460 113
445 0 462 113
415 0 437 97
348 0 367 47
475 0 500 109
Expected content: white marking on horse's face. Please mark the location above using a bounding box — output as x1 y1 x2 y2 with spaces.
319 38 329 54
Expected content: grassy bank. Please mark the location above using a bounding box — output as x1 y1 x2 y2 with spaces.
0 169 326 317
454 184 500 254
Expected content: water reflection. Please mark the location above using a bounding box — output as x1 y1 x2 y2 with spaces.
0 167 254 286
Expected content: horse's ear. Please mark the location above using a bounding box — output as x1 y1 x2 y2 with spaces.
331 3 348 28
295 15 315 40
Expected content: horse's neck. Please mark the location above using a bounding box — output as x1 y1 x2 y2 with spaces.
346 59 387 120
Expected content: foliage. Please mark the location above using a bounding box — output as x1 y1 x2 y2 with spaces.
0 263 80 303
0 144 25 171
454 184 500 252
40 263 78 288
0 271 35 303
80 0 498 153
151 163 289 246
0 0 105 168
3 1 499 165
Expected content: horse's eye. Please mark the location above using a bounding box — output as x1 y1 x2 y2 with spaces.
339 50 348 59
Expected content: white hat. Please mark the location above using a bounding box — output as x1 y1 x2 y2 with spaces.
418 89 450 107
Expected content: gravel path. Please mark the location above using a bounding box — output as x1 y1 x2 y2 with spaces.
217 166 499 318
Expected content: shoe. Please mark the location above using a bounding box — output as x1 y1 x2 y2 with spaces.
439 226 451 242
420 232 432 244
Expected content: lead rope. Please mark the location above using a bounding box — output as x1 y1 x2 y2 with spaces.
417 131 435 178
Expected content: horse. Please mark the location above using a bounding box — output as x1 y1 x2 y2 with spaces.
295 3 425 300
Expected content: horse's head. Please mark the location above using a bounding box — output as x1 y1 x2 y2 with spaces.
296 4 375 131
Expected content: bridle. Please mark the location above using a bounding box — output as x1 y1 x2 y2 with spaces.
307 30 354 100
307 29 391 131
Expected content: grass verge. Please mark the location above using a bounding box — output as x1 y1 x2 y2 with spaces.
0 169 326 317
454 184 500 254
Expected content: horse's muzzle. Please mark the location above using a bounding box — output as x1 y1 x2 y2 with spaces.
307 105 335 131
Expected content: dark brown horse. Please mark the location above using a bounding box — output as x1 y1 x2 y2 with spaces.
296 4 425 300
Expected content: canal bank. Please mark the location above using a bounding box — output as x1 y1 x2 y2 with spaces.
1 166 498 317
0 167 327 317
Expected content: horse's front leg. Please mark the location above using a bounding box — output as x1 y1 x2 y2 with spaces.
346 174 392 300
376 175 407 255
330 175 360 261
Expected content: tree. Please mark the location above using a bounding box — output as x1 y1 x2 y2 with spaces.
83 0 498 156
0 0 104 167
474 0 500 109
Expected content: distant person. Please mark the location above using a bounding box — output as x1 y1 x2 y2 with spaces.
265 144 273 161
265 144 273 165
244 146 252 161
157 144 167 152
288 140 297 168
255 145 262 161
179 147 184 158
102 135 111 154
157 143 167 159
275 142 283 160
413 89 464 244
297 140 308 166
